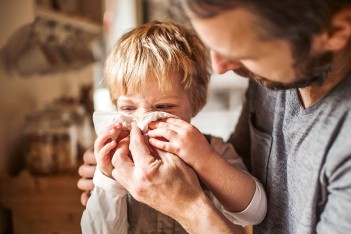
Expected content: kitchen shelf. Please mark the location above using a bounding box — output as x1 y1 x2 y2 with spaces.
35 5 102 35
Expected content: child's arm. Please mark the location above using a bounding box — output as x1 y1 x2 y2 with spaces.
207 136 267 225
81 168 129 234
81 124 130 233
148 118 266 224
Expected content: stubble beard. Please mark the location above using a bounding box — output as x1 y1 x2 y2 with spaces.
233 52 333 90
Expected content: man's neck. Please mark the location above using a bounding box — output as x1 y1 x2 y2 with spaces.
298 47 351 108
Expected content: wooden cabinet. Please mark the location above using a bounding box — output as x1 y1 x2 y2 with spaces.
0 171 84 234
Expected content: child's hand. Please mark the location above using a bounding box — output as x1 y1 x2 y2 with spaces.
94 123 129 178
147 118 214 170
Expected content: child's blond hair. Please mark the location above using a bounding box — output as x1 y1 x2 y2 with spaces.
103 20 210 116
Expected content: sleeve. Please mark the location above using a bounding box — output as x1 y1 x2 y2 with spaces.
211 178 267 226
316 116 351 233
210 136 267 226
81 168 129 234
317 156 351 233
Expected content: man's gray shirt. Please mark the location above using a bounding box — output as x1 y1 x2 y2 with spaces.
229 73 351 233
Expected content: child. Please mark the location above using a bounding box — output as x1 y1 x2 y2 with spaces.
81 20 266 234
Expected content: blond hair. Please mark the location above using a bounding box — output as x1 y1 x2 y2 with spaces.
103 20 210 116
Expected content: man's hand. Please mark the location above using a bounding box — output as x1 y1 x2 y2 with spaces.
111 122 242 233
77 148 96 206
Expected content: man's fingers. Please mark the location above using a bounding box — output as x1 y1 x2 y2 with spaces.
80 191 90 207
129 122 156 166
83 148 96 164
78 164 96 178
77 178 95 191
111 153 134 189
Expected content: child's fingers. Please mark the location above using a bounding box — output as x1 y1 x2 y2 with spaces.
100 122 123 134
148 121 176 131
149 117 185 129
148 137 175 154
113 135 130 157
97 139 117 177
97 140 117 166
94 128 118 155
147 127 177 142
97 123 127 144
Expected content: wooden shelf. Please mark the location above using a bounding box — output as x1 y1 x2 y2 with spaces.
35 6 102 35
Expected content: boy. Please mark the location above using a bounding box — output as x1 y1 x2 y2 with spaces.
81 20 266 233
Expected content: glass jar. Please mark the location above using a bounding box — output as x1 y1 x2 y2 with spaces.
52 111 78 172
23 108 79 176
23 112 55 175
45 101 95 160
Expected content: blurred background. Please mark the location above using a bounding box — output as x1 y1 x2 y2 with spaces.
0 0 248 233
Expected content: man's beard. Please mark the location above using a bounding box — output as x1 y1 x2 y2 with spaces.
233 52 333 90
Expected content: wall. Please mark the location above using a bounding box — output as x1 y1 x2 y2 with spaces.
192 72 248 141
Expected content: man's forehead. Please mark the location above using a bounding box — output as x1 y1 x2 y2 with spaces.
190 8 265 56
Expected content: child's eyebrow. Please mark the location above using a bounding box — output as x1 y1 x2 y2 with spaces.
155 95 181 101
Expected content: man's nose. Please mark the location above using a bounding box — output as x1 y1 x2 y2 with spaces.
210 51 243 74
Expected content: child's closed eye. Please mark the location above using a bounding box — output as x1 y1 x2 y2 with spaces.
155 104 175 110
119 106 136 114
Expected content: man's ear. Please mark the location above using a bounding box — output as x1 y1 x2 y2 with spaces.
325 7 351 51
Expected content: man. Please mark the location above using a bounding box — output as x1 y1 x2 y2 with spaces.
78 0 351 233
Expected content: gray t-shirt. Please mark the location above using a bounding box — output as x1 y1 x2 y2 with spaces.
229 73 351 233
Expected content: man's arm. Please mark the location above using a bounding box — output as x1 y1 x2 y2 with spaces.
316 117 351 233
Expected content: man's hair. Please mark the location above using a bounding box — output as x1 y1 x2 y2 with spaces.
104 20 210 115
176 0 351 60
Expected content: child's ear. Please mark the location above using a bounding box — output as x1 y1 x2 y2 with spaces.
324 7 351 51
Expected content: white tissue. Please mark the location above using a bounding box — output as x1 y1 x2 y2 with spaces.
92 111 178 135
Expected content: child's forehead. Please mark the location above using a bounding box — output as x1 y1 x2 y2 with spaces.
126 82 184 96
119 76 187 100
116 89 187 107
148 70 183 82
128 71 184 89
